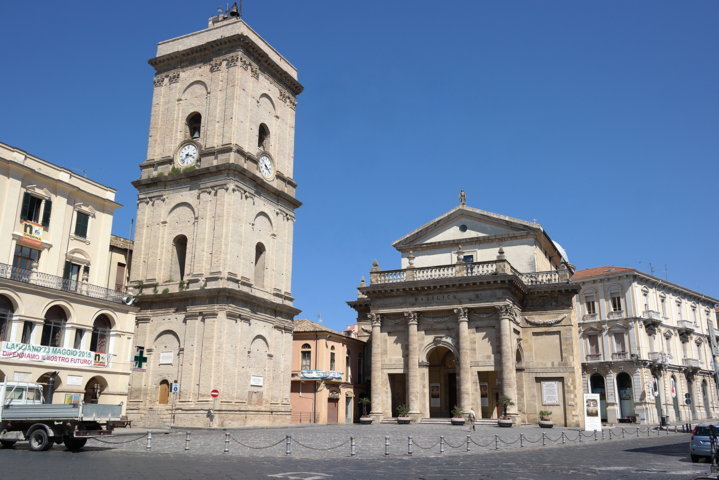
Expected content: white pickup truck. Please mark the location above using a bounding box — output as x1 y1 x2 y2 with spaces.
0 382 124 451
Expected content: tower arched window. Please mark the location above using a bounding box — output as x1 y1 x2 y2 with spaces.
258 123 270 151
41 306 67 347
90 315 111 354
254 242 266 288
187 113 202 139
330 346 336 371
301 343 311 370
171 235 188 281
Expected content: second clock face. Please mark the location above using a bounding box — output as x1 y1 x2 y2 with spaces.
178 144 198 166
258 155 274 179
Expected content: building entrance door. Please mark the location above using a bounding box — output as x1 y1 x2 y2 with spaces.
703 380 712 419
427 346 456 418
590 373 607 422
327 398 338 424
389 373 406 418
616 372 635 419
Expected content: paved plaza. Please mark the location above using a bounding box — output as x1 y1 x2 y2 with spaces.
97 423 692 459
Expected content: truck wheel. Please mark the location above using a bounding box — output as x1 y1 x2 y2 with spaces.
28 429 51 452
64 437 87 452
0 440 16 449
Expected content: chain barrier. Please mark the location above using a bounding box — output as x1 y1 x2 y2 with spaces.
229 434 286 449
521 434 542 444
293 438 350 451
89 433 148 445
468 436 495 448
444 437 466 449
498 436 521 445
410 437 440 450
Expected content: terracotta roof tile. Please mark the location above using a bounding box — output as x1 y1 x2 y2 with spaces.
293 319 340 334
572 266 635 281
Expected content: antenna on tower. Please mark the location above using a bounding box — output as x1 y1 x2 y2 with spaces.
664 264 668 280
639 261 655 276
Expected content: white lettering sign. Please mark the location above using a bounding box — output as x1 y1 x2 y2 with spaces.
250 376 264 387
541 381 559 405
1 341 102 368
67 375 83 386
159 351 174 365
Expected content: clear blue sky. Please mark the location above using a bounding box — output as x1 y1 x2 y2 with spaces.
2 1 717 332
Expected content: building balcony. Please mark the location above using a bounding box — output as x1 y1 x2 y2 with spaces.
582 313 598 322
677 320 696 333
683 358 700 369
369 259 568 287
585 353 602 361
612 352 629 361
607 311 625 320
649 352 666 364
0 262 124 304
643 310 661 321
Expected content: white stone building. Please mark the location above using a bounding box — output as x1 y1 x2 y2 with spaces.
0 142 136 406
573 266 719 425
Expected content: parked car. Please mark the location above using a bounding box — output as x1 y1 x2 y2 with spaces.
690 423 719 463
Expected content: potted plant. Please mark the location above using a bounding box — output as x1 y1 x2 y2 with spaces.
358 396 373 424
451 405 466 426
497 395 514 427
538 410 553 428
396 403 411 424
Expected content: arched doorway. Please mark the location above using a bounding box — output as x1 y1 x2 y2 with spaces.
616 372 635 419
158 380 170 405
671 375 681 421
427 346 456 418
703 380 712 419
590 373 607 421
84 376 107 404
652 374 663 423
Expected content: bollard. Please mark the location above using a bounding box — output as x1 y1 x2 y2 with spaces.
495 434 499 450
466 435 471 452
440 436 445 454
385 436 390 456
185 431 191 452
224 432 230 454
647 428 650 438
520 433 524 448
636 427 640 438
622 428 625 439
146 431 152 451
594 430 598 442
561 432 565 444
608 430 612 440
601 430 605 441
285 435 292 456
350 436 356 457
408 436 413 455
542 432 546 446
579 431 582 443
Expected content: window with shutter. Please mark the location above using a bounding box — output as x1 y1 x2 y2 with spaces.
74 212 89 238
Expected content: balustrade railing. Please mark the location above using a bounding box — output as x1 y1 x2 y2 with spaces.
612 352 628 360
683 357 700 368
0 262 124 303
370 260 563 286
642 310 661 320
585 353 602 361
677 320 695 331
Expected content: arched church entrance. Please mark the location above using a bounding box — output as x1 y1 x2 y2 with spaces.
616 372 635 420
427 346 456 418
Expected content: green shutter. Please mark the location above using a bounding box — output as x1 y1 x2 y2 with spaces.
74 212 89 238
20 193 31 220
41 199 52 228
63 261 72 280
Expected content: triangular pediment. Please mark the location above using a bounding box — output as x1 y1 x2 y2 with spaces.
393 206 541 251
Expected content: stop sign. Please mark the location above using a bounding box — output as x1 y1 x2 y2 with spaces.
210 389 220 398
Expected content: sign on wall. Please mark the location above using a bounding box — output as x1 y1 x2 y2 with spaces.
1 341 101 368
159 351 174 365
67 375 83 386
541 381 560 405
250 375 264 387
430 383 440 408
584 393 602 431
480 382 489 407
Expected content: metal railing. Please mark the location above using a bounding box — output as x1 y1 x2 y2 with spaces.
0 262 124 304
612 352 628 360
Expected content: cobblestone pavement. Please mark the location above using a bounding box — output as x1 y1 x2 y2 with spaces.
94 423 691 459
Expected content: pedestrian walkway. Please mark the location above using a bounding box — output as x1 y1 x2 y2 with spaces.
99 422 687 459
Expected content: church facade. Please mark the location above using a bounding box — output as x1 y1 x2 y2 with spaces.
349 201 584 426
126 14 302 427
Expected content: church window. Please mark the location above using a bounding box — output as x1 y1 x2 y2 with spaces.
90 315 111 354
186 113 202 139
459 224 468 232
171 235 188 281
74 212 90 238
301 343 311 370
41 306 67 347
258 123 270 151
462 255 474 263
330 346 336 371
254 243 266 288
20 193 52 228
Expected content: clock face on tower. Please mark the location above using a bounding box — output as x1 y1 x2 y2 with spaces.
258 154 274 179
177 143 198 167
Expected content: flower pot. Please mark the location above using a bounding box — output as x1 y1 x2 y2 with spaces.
397 416 411 424
497 418 513 428
451 417 466 426
359 416 373 425
538 420 554 428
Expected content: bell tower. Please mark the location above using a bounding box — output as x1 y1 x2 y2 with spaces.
127 12 302 427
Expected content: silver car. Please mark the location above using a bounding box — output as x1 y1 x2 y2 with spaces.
690 423 719 463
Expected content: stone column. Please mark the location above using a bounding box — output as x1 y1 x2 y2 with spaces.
369 313 383 419
405 311 419 417
498 303 518 414
455 307 471 413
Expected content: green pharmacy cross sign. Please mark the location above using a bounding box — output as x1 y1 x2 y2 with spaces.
134 347 148 369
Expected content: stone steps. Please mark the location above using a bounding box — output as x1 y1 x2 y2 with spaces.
379 417 498 425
